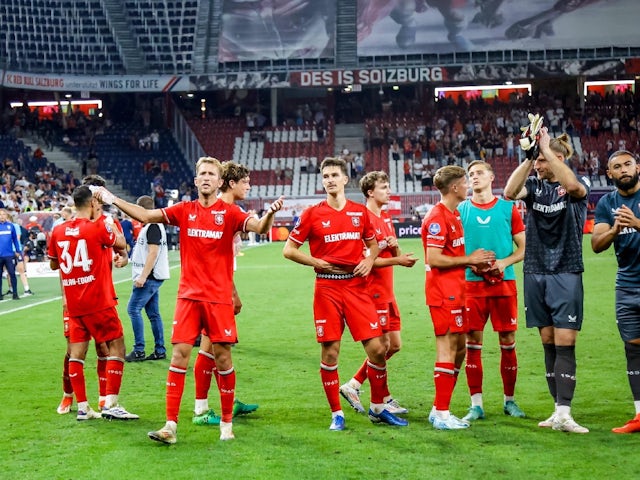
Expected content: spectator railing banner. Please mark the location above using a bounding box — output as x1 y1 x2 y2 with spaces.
0 71 181 92
357 0 640 56
218 0 336 62
3 58 633 93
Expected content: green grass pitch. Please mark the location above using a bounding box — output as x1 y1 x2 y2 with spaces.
0 237 638 479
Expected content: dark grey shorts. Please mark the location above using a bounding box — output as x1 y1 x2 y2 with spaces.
524 273 583 330
616 287 640 342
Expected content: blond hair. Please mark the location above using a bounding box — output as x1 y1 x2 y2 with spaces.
467 160 493 174
195 156 222 175
433 165 466 193
548 133 574 160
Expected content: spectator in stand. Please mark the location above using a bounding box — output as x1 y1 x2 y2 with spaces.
354 152 365 180
300 156 309 174
390 140 401 161
404 159 413 182
506 133 515 161
153 179 166 208
412 158 423 182
150 130 160 151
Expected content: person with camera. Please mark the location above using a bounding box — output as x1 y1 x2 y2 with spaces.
23 228 47 263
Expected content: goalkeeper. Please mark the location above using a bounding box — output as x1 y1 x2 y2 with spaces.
504 120 591 434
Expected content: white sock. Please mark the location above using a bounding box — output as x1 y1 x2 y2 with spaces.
331 410 344 419
194 399 209 415
471 393 483 408
634 400 640 415
435 409 450 420
504 395 514 403
105 394 118 409
165 420 177 432
556 405 570 418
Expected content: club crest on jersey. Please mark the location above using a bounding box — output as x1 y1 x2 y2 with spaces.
455 315 463 327
214 214 224 225
352 217 360 227
428 222 441 235
316 325 324 337
557 186 567 197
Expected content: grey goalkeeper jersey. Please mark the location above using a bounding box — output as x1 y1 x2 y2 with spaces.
522 175 590 274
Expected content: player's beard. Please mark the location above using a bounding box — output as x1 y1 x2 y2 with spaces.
613 171 639 191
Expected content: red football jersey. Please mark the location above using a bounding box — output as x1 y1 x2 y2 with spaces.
288 200 375 271
421 202 466 306
366 209 395 304
162 199 250 304
48 217 118 317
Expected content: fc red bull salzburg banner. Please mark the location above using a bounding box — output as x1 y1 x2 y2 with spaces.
289 67 448 87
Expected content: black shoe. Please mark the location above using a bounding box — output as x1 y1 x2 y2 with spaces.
125 350 146 362
145 351 167 361
12 294 19 300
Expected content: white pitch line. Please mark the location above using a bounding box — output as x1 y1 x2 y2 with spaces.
0 264 182 317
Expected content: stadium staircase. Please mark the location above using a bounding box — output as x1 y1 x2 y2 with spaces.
22 134 133 202
101 0 148 74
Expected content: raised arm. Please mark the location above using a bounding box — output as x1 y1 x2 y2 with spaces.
246 196 285 234
538 129 587 199
93 187 165 224
504 159 532 200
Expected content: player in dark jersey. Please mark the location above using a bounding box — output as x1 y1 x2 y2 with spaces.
504 126 590 433
283 157 408 431
592 150 640 433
